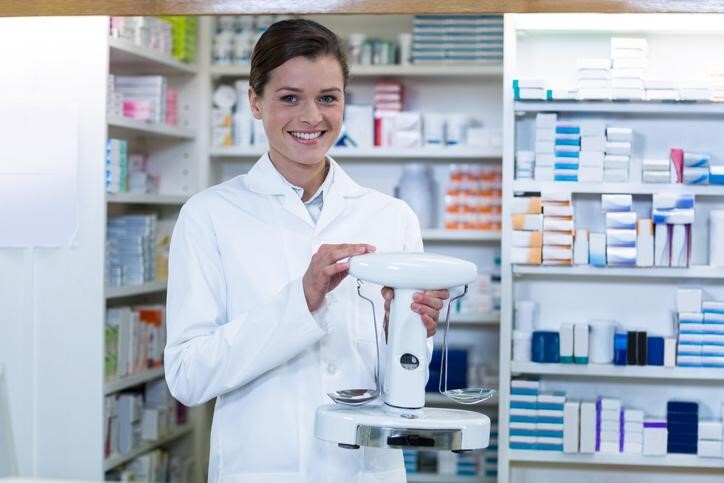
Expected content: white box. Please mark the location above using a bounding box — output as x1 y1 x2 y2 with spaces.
564 401 580 453
512 230 543 248
643 158 670 171
579 151 605 165
643 171 671 183
601 398 622 411
543 246 573 261
664 337 677 367
535 167 555 181
599 441 620 453
512 214 544 231
601 194 633 212
606 127 633 142
574 229 589 265
590 233 607 266
606 228 637 247
605 141 632 155
580 402 596 453
511 247 542 265
677 288 703 313
605 169 629 182
625 432 644 444
574 324 589 362
543 232 574 246
581 135 606 152
543 204 574 217
643 426 668 456
601 409 620 421
601 420 620 432
579 167 604 182
536 113 557 128
560 323 574 361
636 219 654 267
536 153 556 167
580 120 607 136
655 222 670 267
512 197 543 214
604 159 630 171
623 442 643 454
541 192 573 203
606 212 637 229
543 217 574 232
698 439 723 458
536 128 556 142
699 421 723 440
624 409 644 423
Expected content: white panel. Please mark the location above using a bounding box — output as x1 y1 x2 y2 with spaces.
0 16 107 479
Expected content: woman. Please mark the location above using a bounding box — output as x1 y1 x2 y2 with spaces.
165 19 449 483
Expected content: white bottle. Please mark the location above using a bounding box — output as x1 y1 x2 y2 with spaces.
396 163 436 229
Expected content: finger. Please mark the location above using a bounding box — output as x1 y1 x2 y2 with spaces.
323 261 350 277
411 302 440 322
327 243 370 263
412 292 444 311
421 313 437 336
425 289 450 300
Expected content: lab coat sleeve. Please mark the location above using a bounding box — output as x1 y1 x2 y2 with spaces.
164 203 327 407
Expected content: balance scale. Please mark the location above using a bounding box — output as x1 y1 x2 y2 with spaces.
315 252 494 452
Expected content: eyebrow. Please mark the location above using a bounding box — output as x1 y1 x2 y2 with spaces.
275 86 343 94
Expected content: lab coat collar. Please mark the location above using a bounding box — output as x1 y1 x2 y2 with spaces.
245 152 369 232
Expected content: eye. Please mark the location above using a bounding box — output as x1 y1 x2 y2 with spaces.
319 95 337 104
281 95 297 103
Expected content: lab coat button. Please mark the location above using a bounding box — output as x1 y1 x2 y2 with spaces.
327 362 338 374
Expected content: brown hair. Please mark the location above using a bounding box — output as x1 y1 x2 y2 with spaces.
249 19 349 96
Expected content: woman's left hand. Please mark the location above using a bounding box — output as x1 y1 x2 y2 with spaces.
381 288 450 338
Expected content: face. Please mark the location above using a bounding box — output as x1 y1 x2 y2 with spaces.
249 55 345 170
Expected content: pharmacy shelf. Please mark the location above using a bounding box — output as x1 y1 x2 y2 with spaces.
209 146 502 160
107 115 196 140
426 393 498 408
513 265 724 280
210 63 503 78
449 312 500 325
108 37 197 75
513 180 724 197
103 424 193 472
422 230 501 243
105 281 167 300
508 450 724 469
513 100 724 115
406 474 486 483
511 362 724 381
104 366 165 395
106 193 190 205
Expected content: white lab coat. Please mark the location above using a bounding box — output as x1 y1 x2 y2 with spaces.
165 153 429 483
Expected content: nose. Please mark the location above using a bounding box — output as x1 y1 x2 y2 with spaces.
300 100 323 125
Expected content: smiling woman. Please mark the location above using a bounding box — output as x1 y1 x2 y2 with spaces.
247 20 349 199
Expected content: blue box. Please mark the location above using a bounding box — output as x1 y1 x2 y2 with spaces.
667 412 699 424
614 332 628 365
532 331 560 363
667 442 698 454
647 336 665 366
667 401 699 413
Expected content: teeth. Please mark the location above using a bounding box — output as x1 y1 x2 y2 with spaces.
291 131 322 140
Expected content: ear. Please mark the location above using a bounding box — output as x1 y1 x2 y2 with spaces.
248 86 263 120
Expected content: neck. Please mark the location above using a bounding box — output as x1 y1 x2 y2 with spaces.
268 149 328 202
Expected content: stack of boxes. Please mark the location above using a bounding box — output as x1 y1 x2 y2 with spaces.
579 120 606 182
709 69 724 102
622 409 645 454
698 420 723 458
106 138 128 194
482 421 498 481
510 195 543 265
211 104 233 147
110 75 167 124
106 215 157 286
652 193 695 267
109 17 173 57
533 113 555 181
604 127 632 182
411 15 504 65
645 79 679 101
553 122 581 182
576 58 611 100
603 194 637 267
444 165 502 232
516 150 535 180
676 288 724 368
667 401 699 455
402 450 417 475
683 151 712 185
596 398 622 453
162 16 198 63
642 156 671 184
165 88 178 126
610 38 647 100
373 80 403 147
644 150 724 185
542 192 574 265
509 380 565 452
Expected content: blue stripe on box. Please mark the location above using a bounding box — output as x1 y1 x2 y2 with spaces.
537 403 565 411
554 174 578 182
554 163 580 170
535 444 564 451
537 430 564 438
537 417 565 424
511 401 538 410
510 429 539 437
511 388 540 396
555 151 580 158
510 442 537 450
555 138 581 146
556 127 580 134
510 416 538 423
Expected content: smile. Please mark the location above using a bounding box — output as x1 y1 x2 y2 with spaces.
289 131 325 143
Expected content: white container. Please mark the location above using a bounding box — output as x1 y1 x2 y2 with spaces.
348 33 366 64
446 113 468 146
398 33 412 65
395 163 436 229
513 331 532 362
423 113 446 146
515 300 537 331
589 319 616 364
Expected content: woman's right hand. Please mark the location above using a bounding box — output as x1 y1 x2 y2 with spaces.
303 243 376 312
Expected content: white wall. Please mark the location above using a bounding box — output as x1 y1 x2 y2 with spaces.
0 16 107 479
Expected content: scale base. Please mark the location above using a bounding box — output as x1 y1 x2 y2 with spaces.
314 404 490 451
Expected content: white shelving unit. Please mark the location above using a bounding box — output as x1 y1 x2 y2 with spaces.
103 425 193 472
407 474 487 483
422 230 501 243
499 13 724 483
104 366 166 395
105 29 207 483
